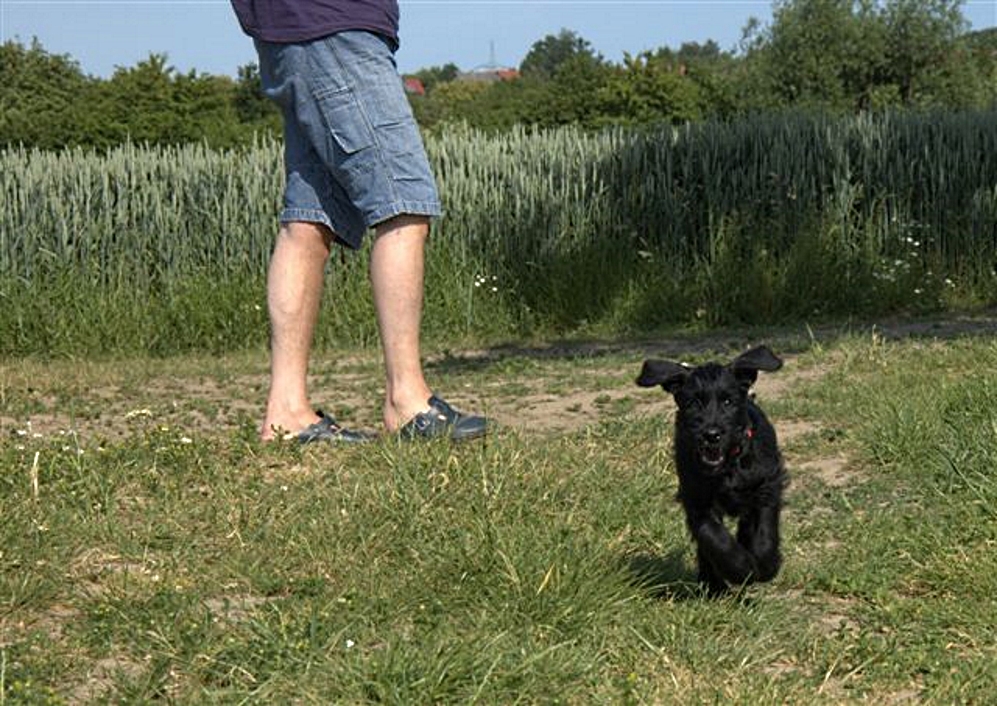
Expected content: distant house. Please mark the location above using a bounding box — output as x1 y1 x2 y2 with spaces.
403 77 426 96
456 66 520 83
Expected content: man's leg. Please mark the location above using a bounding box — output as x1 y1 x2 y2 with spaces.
370 214 435 432
261 221 332 440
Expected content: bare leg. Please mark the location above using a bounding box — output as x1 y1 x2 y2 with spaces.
260 221 332 440
370 214 434 432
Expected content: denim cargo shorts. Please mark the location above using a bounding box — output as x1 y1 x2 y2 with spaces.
255 31 442 249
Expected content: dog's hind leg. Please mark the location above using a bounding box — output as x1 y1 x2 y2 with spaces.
736 506 781 582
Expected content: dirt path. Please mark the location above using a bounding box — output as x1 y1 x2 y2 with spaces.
2 311 994 445
0 349 808 443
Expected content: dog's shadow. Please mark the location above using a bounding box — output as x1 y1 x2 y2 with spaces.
623 549 702 601
623 549 763 603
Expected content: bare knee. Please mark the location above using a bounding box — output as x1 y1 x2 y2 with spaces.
374 214 430 241
280 221 335 253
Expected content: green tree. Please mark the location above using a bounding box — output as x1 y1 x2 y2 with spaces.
415 79 491 129
174 71 247 146
752 0 881 110
742 0 985 111
526 53 613 128
964 28 997 105
421 29 612 130
410 63 460 92
0 38 91 148
233 63 279 126
91 54 185 144
595 53 706 125
520 29 602 79
647 41 741 118
1 40 282 148
89 54 264 147
880 0 968 104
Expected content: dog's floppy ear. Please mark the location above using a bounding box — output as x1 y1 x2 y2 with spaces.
731 345 783 388
636 359 690 393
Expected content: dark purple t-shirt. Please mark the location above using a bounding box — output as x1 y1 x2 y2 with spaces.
231 0 399 47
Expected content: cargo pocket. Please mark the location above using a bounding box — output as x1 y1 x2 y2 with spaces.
314 84 375 156
377 118 429 182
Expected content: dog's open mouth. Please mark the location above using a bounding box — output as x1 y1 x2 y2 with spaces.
700 445 725 467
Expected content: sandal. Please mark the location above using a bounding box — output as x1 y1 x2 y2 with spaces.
296 411 374 445
398 395 488 442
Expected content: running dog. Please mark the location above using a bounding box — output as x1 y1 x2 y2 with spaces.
636 346 787 595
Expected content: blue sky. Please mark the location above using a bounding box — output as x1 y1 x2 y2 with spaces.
2 0 996 78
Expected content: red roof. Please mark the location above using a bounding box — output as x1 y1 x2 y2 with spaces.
403 77 425 95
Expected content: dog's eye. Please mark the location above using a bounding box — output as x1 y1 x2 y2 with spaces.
721 396 733 407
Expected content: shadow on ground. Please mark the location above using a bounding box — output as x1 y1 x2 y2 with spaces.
624 549 704 602
425 311 997 375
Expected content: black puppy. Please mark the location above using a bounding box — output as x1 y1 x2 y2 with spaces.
636 346 787 595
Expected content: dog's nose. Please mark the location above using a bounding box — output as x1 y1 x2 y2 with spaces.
703 428 722 445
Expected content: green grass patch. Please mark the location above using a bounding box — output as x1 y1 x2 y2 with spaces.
2 331 995 701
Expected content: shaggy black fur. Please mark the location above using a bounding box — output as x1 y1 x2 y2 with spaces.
636 346 787 596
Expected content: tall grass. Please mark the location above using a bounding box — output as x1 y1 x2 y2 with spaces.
2 110 996 356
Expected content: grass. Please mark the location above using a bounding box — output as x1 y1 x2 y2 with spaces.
3 111 997 357
1 324 996 702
